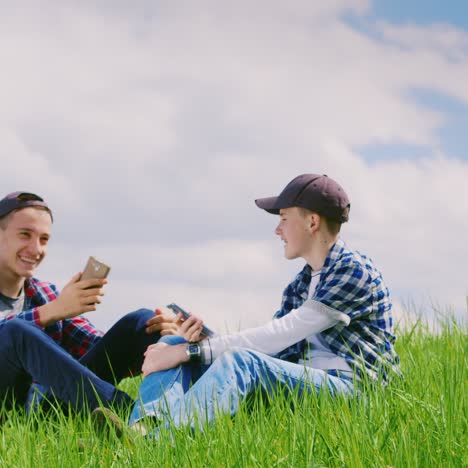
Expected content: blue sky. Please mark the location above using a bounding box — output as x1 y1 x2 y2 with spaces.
1 1 467 331
348 1 468 163
372 0 468 29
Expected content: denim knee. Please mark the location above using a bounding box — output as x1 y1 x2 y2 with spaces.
158 335 187 346
0 319 37 344
119 308 155 331
218 348 254 362
214 348 256 370
0 320 48 359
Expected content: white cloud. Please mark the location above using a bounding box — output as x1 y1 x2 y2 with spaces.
1 1 467 331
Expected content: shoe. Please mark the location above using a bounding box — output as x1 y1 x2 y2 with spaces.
91 407 124 439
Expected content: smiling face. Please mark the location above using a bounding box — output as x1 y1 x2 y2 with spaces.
0 207 52 291
274 207 314 261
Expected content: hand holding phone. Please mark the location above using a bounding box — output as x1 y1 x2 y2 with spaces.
44 258 110 323
166 303 215 337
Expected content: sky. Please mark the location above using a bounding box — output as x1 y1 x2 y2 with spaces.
1 0 467 333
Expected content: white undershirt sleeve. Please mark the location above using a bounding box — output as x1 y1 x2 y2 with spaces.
199 299 350 364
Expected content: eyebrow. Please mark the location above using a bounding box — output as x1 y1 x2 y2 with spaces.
17 227 51 237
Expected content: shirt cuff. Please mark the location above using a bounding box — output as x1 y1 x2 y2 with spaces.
31 307 45 328
199 339 214 365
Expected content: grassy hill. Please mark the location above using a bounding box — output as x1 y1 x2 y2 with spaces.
0 320 466 467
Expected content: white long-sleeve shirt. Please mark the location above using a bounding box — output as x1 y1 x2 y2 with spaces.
200 299 351 369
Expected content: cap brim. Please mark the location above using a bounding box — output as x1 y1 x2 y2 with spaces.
255 196 281 214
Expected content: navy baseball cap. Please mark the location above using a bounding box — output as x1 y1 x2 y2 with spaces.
255 174 350 223
0 192 53 221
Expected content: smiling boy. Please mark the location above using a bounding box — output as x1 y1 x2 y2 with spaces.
0 192 178 416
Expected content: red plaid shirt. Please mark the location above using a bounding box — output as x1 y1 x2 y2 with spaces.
0 277 103 359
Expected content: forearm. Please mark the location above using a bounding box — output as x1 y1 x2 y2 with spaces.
200 299 350 364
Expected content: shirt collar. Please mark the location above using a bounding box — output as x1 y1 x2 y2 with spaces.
24 278 39 298
321 238 346 272
294 238 346 300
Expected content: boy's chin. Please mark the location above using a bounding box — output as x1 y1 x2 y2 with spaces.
284 250 298 260
16 265 36 278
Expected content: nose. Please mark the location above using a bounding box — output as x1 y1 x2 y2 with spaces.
274 223 281 236
27 237 43 258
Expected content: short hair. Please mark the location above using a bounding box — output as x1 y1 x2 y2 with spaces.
297 207 343 236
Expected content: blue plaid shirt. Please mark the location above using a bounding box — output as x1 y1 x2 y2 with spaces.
275 239 400 382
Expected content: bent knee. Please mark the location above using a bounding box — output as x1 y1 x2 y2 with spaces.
1 318 36 335
158 335 187 346
0 319 38 346
127 308 155 321
119 308 155 328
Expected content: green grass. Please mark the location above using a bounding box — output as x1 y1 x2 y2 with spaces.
0 320 466 467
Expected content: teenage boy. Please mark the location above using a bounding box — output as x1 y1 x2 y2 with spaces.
0 192 178 415
95 174 401 435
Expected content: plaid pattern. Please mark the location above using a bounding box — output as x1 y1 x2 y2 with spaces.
0 278 103 359
275 239 400 382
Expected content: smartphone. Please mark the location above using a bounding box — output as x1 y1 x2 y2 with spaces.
81 256 111 282
166 303 215 337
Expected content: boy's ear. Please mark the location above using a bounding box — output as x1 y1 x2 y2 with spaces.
307 212 321 232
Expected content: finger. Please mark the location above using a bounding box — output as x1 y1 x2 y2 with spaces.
78 304 97 313
182 319 199 334
179 315 198 331
146 315 165 326
81 278 107 290
164 310 179 323
157 313 178 324
81 287 106 299
147 311 177 326
167 313 178 323
188 325 203 342
182 320 203 339
161 322 179 330
146 322 179 335
162 308 182 323
83 278 107 289
81 295 102 306
145 322 162 333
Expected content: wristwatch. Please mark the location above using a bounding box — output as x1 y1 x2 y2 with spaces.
186 342 202 362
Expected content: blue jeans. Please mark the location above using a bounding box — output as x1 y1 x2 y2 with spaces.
0 308 158 413
129 336 355 431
